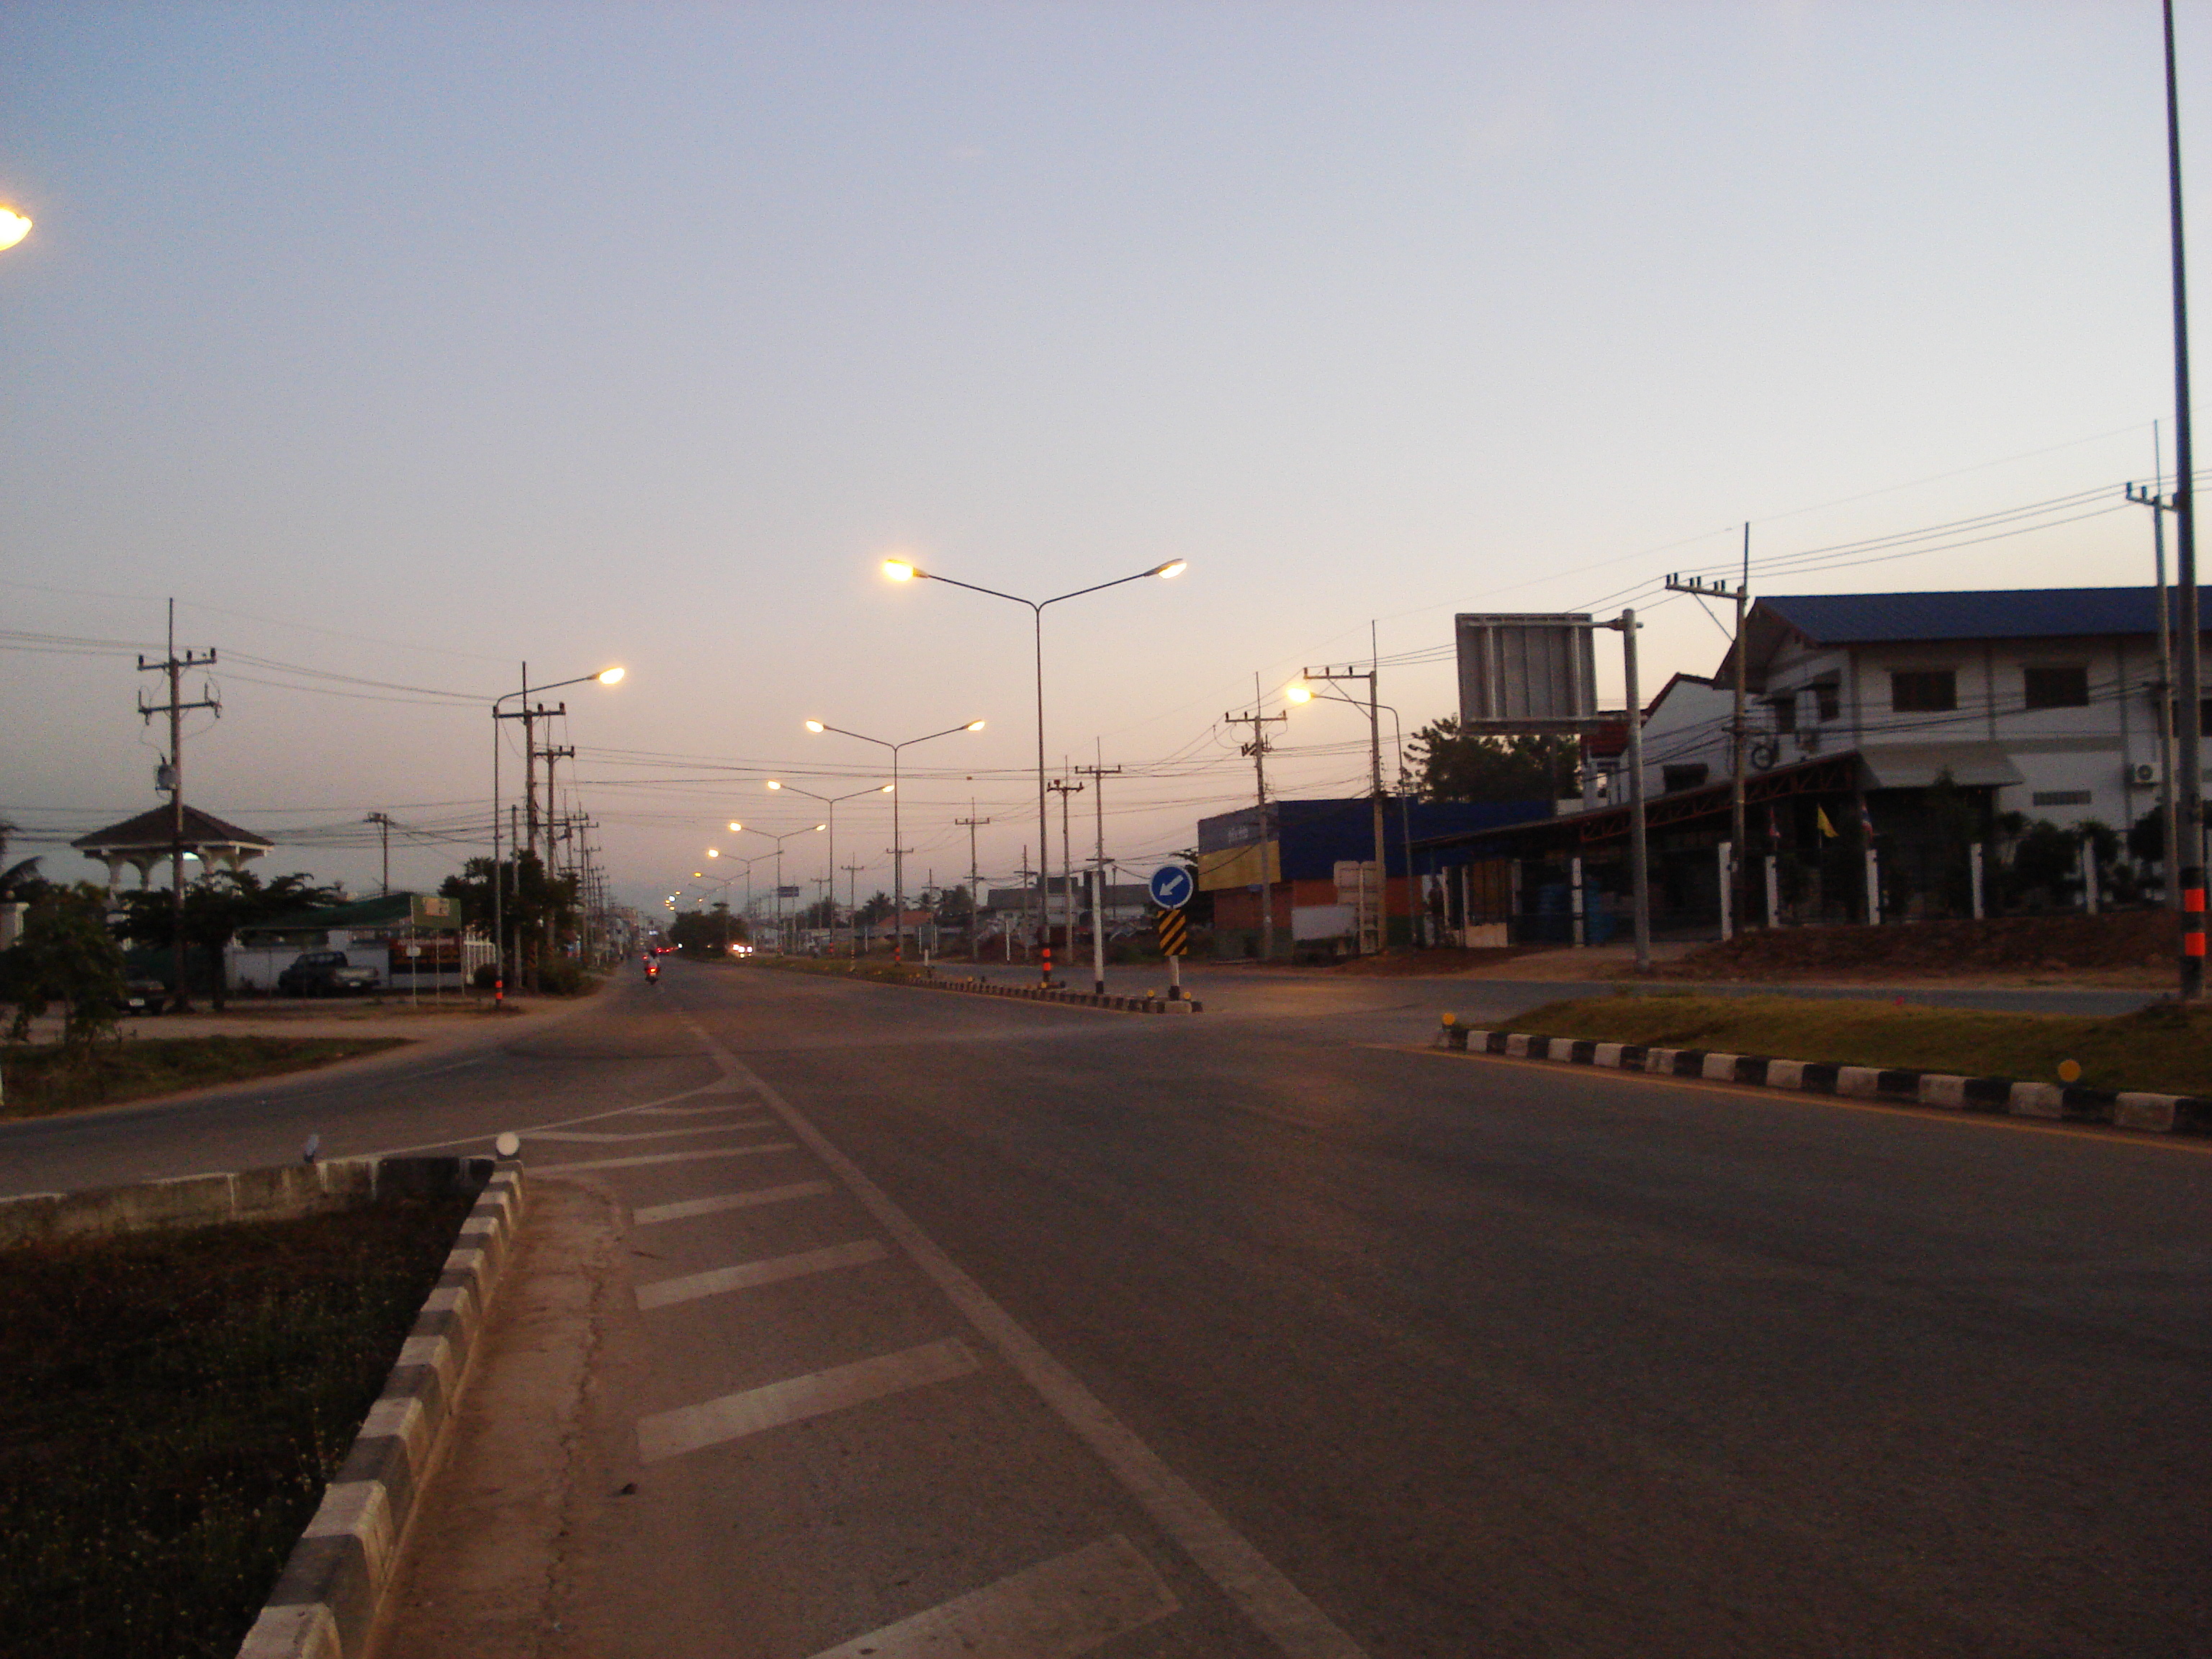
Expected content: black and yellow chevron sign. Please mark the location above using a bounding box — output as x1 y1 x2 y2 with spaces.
1156 909 1190 957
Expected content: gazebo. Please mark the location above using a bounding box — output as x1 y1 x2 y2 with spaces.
73 804 274 891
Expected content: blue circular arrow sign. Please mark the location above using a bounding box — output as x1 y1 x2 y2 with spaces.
1148 865 1195 910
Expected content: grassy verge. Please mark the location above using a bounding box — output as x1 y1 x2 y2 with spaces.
0 1192 475 1658
0 1035 410 1119
1504 993 2212 1097
745 956 938 985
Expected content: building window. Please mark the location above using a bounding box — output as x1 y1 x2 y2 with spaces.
2023 665 2089 709
1767 694 1797 734
2031 790 2093 807
1814 680 1840 721
1661 763 1709 793
1891 669 1957 713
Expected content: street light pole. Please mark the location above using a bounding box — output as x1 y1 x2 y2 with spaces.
883 555 1186 984
768 780 894 952
804 719 984 963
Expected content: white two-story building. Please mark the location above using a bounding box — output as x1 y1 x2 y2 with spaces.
1648 587 2203 834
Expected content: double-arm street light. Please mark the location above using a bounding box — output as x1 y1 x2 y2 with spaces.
765 779 894 953
492 663 624 1004
883 555 1185 984
804 717 986 962
722 822 824 952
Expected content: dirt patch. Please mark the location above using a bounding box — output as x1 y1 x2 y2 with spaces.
0 1035 411 1119
1326 945 1556 977
1645 910 2179 983
0 1192 473 1658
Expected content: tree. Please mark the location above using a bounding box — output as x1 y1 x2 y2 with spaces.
1407 716 1580 804
440 852 578 986
2 882 127 1051
114 870 341 1011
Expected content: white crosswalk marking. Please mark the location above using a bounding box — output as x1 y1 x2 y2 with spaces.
633 1181 835 1225
534 1143 799 1174
637 1339 979 1462
803 1535 1179 1659
635 1239 887 1309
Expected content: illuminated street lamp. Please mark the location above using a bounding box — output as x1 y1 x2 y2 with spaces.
727 822 824 952
882 555 1184 981
0 208 30 252
767 778 894 953
491 664 624 1003
804 718 984 962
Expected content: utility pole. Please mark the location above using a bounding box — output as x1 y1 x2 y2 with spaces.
2165 0 2205 997
1046 777 1084 969
1223 702 1287 963
841 862 866 957
1666 543 1751 936
366 812 392 895
1608 609 1652 973
138 600 219 1010
956 806 992 961
1074 760 1121 963
1299 662 1388 953
2130 446 2183 914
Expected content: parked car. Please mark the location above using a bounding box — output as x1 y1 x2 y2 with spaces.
116 979 170 1016
277 950 379 997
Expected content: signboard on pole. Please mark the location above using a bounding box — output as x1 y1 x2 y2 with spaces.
1155 909 1190 957
1456 613 1601 734
1147 865 1195 910
409 894 462 931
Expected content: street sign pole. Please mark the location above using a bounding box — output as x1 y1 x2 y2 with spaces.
1148 864 1194 999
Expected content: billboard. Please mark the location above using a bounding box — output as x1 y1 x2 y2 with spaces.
408 893 462 931
1456 613 1601 734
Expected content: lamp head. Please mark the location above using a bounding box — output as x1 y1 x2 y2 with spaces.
728 820 742 833
804 719 825 734
1286 683 1314 704
880 783 895 793
1153 559 1188 579
814 822 827 832
766 780 782 791
706 848 719 858
597 666 626 685
0 208 30 251
883 558 918 583
966 719 986 732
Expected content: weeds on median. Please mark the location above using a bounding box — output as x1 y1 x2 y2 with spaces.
1510 993 2212 1096
0 1194 472 1658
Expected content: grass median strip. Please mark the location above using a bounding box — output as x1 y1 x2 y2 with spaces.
0 1035 410 1119
0 1191 473 1659
1503 993 2212 1099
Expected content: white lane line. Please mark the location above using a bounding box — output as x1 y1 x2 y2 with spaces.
637 1338 978 1462
678 1018 1369 1659
635 1239 887 1310
626 1102 759 1118
804 1534 1178 1659
363 1076 762 1158
633 1181 836 1225
534 1142 799 1174
529 1119 773 1145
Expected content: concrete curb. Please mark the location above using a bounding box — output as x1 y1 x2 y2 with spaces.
1432 1017 2212 1137
912 974 1204 1015
235 1159 529 1659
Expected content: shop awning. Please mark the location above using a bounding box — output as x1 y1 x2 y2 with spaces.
1857 743 2023 790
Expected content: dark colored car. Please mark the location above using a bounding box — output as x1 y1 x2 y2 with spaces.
276 950 379 998
116 979 169 1016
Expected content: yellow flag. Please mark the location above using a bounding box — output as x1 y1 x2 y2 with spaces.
1816 806 1838 838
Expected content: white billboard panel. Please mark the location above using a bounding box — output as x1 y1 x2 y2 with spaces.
1455 613 1601 734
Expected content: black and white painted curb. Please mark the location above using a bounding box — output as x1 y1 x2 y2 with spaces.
914 974 1203 1015
237 1159 528 1659
1434 1017 2212 1137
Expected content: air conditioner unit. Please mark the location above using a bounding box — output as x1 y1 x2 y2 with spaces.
2128 762 2160 787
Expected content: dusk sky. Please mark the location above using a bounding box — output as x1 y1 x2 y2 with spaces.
3 2 2204 917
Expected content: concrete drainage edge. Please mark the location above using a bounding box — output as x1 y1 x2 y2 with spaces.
1432 1021 2212 1137
235 1159 529 1659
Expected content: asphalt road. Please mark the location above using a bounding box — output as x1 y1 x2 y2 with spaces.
13 963 2209 1656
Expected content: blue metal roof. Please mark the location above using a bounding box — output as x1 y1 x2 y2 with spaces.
1758 588 2207 645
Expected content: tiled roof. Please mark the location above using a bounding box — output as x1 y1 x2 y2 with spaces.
71 804 274 853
